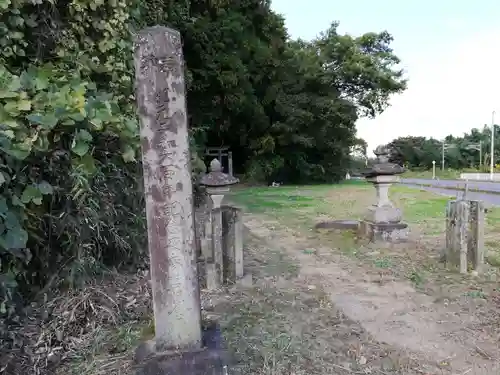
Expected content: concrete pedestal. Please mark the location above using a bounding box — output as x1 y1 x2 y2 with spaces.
360 174 408 242
135 348 228 375
358 221 408 243
364 204 402 224
134 322 230 375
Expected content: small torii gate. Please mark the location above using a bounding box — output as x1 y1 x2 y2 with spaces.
205 146 233 176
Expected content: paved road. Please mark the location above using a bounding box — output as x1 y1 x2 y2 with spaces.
401 178 500 193
404 184 500 206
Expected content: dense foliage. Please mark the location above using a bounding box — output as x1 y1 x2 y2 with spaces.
387 125 499 170
0 0 405 311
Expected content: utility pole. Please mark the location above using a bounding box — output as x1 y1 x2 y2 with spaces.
465 142 482 169
441 141 456 171
491 111 495 180
480 140 482 170
441 142 445 171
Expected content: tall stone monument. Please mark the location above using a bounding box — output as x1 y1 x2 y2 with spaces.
134 26 227 374
359 145 407 242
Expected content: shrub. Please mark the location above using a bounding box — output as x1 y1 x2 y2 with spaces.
0 0 145 314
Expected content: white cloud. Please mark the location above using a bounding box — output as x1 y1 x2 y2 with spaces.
357 27 500 153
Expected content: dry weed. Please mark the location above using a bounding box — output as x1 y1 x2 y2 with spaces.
1 271 151 375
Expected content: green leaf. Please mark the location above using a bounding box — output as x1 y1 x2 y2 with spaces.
34 70 50 91
2 120 21 128
5 146 30 160
0 90 18 99
89 117 103 130
78 154 97 174
17 99 31 111
21 185 42 204
11 195 23 207
3 227 28 249
4 211 20 230
10 31 24 40
4 100 19 114
61 119 76 126
122 145 135 162
7 74 20 92
77 129 93 142
94 108 113 122
19 70 34 90
0 172 4 187
0 0 12 11
26 113 58 129
0 129 15 138
37 181 53 195
71 140 89 157
71 130 92 156
69 113 85 121
125 119 138 132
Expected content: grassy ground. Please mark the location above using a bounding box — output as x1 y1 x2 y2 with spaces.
228 181 500 372
230 181 500 281
25 180 500 375
227 182 500 372
401 169 463 179
230 181 500 321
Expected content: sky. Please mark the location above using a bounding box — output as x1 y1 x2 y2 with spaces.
270 0 500 153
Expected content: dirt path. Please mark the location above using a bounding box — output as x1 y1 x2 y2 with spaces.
244 213 500 375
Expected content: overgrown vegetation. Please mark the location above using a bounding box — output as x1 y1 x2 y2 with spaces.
0 0 405 316
0 0 147 317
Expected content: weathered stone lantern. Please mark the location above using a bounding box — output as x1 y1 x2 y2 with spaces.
200 158 239 208
359 145 408 242
199 159 239 288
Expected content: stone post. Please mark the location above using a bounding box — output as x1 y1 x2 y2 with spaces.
228 151 233 176
134 26 201 352
445 199 486 274
457 200 469 274
210 206 224 288
221 206 244 282
472 200 485 273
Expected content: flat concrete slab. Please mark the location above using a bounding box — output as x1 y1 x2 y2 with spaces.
314 220 360 231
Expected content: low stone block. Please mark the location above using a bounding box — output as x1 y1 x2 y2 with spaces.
358 221 408 243
364 205 402 224
134 321 230 375
236 273 253 287
135 347 228 375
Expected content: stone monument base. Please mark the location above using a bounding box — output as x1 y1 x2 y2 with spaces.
134 322 230 375
134 347 228 375
358 221 408 243
364 205 402 224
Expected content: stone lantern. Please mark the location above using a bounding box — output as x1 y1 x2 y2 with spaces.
199 159 239 288
360 145 407 242
200 158 239 209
